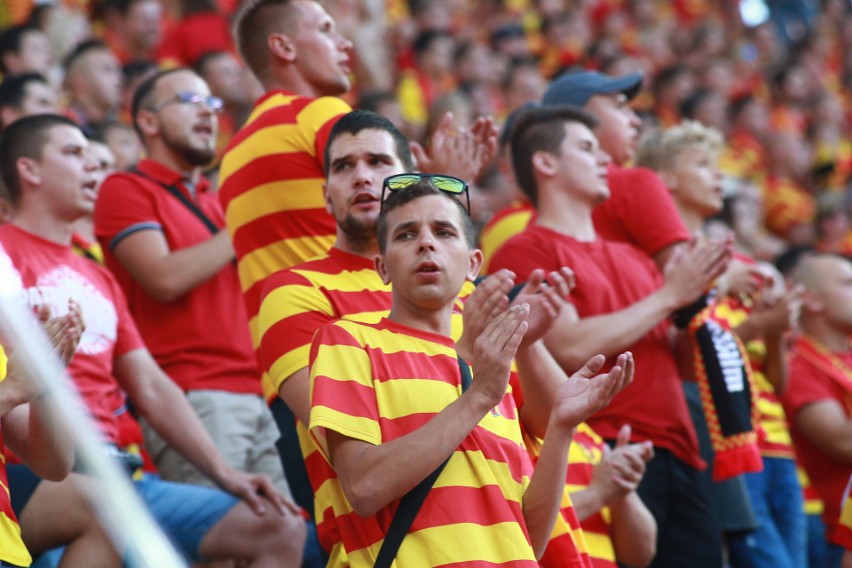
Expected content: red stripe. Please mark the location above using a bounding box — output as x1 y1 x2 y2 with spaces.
221 151 325 204
225 95 313 148
312 373 380 422
231 207 336 259
540 531 591 568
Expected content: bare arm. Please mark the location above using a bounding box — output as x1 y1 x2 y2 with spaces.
278 367 311 427
3 398 74 481
523 353 634 558
114 348 296 515
795 399 852 464
327 305 529 517
111 229 234 302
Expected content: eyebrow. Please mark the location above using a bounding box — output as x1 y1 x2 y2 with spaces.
392 218 459 234
331 152 394 168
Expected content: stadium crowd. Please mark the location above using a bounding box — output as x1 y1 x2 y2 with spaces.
2 0 852 567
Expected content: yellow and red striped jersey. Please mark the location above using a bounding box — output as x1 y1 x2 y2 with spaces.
0 349 31 567
309 318 552 567
218 91 351 349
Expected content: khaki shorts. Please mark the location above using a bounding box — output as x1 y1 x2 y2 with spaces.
141 390 292 499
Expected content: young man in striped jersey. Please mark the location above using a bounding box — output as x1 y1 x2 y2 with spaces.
308 177 633 566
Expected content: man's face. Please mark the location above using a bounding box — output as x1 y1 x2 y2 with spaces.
20 80 59 115
290 0 352 97
585 93 640 166
125 0 163 55
666 144 723 219
811 257 852 331
201 53 252 106
76 48 122 111
146 71 218 167
377 194 480 311
15 29 51 75
32 125 98 220
325 129 404 242
87 140 117 196
103 124 142 171
550 122 611 204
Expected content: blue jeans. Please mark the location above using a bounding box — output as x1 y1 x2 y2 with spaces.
728 457 806 568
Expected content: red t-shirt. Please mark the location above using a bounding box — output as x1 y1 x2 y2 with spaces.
592 165 690 258
783 344 852 535
0 224 144 443
490 225 702 469
94 159 261 395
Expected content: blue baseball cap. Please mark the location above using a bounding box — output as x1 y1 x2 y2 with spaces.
542 70 643 108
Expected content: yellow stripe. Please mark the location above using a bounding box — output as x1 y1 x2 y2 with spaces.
294 268 387 293
311 411 383 457
258 283 334 337
584 530 616 561
270 345 312 391
348 521 536 566
296 96 352 134
334 320 453 357
238 234 336 293
225 178 328 231
433 450 527 501
0 512 31 566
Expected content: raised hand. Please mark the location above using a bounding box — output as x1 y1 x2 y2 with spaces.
410 112 498 182
511 267 575 346
550 352 634 433
457 269 514 360
38 299 85 366
468 303 529 408
663 238 731 308
605 424 653 495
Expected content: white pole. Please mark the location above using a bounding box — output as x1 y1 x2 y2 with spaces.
0 250 186 568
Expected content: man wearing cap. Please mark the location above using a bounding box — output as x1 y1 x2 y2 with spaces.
542 70 690 268
481 70 690 272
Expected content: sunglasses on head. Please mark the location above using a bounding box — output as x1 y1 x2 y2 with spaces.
380 173 470 214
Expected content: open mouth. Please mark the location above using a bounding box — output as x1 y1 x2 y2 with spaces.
81 179 98 199
194 124 213 136
416 260 440 274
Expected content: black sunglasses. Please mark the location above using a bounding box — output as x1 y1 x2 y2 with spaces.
380 173 470 214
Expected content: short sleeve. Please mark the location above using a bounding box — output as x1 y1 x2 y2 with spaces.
258 270 336 392
302 96 351 169
93 173 162 251
488 232 560 284
309 322 381 461
593 167 690 256
782 356 841 420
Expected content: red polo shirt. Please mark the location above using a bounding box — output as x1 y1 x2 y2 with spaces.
94 159 261 395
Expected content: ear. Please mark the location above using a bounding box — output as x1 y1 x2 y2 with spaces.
801 289 823 314
531 150 557 179
466 248 484 282
660 169 678 193
268 32 296 63
16 156 40 187
375 253 391 285
323 182 333 215
0 107 19 129
135 109 160 138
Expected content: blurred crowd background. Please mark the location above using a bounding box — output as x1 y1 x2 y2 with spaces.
0 0 849 263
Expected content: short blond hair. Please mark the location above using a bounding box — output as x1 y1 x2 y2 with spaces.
636 120 723 172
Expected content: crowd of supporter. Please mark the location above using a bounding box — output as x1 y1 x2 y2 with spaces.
2 0 852 567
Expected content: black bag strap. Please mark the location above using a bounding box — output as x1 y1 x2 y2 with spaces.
373 355 473 568
130 167 220 236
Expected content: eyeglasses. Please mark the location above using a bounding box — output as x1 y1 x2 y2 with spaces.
381 173 470 214
148 92 224 113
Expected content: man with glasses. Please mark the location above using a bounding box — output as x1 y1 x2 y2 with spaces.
93 68 292 501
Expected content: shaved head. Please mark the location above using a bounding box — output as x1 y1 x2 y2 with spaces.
791 254 846 293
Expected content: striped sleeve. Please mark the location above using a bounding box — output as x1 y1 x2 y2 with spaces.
309 322 382 458
259 269 336 393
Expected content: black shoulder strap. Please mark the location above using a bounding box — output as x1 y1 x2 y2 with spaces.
130 167 220 236
373 355 472 568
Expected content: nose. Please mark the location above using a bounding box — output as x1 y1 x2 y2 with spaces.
417 231 436 252
627 108 641 128
338 32 353 52
352 161 372 185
